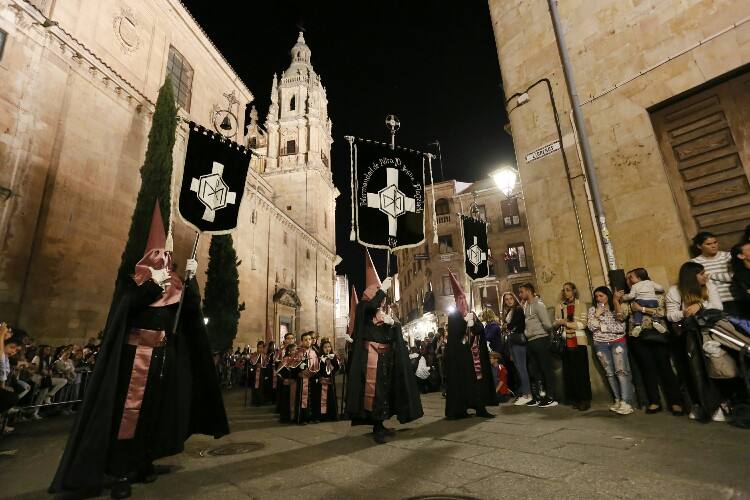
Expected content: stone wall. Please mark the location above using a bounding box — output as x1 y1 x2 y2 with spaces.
0 0 335 346
488 0 750 304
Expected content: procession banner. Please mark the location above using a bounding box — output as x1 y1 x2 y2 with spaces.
461 215 490 281
349 138 433 250
178 122 251 234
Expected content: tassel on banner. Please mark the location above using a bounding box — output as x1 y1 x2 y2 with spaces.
427 155 439 245
347 136 356 242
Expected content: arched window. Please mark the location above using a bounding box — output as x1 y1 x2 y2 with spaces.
435 198 450 215
290 95 296 111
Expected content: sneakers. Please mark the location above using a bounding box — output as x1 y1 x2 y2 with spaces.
525 398 540 407
539 399 558 408
609 400 622 412
631 326 642 337
712 407 726 422
653 322 667 334
514 395 533 406
2 425 14 435
616 402 634 415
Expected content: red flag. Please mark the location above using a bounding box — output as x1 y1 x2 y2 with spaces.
448 270 468 316
347 285 359 336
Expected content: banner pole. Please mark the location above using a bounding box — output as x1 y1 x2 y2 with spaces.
171 230 201 336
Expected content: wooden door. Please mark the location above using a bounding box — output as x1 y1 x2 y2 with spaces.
651 70 750 248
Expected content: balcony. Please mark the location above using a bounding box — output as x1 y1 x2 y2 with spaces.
437 214 451 224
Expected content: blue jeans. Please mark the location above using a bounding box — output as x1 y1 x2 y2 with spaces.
510 344 531 395
594 340 633 404
633 299 658 325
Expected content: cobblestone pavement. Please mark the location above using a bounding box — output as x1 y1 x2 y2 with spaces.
2 390 750 500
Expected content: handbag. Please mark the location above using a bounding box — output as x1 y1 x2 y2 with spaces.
549 326 566 355
639 328 669 344
508 327 527 346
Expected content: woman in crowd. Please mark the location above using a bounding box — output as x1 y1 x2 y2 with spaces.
501 292 532 406
31 345 68 419
624 269 684 416
588 286 634 415
554 282 592 411
690 232 736 314
665 262 725 421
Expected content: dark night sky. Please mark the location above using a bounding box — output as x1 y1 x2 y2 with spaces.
181 0 513 294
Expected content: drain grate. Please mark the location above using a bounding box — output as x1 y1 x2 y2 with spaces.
199 441 264 457
404 496 482 500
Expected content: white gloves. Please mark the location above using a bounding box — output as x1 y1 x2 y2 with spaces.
381 277 392 292
703 340 724 358
382 314 395 325
344 333 354 344
150 267 171 287
464 313 474 327
185 258 198 277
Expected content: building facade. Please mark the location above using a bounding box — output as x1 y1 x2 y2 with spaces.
488 0 750 305
396 177 535 341
0 0 337 347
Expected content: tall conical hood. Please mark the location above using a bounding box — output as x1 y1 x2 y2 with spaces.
448 270 468 317
145 200 167 254
347 285 359 336
363 249 382 301
365 248 381 288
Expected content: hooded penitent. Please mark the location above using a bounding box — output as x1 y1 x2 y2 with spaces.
448 270 469 317
133 201 182 307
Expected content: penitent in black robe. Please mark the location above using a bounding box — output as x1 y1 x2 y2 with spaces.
345 289 423 425
444 313 495 418
49 279 229 494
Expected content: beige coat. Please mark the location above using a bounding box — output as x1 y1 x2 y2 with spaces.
556 299 588 347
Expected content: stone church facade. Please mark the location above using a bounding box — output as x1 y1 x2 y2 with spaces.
489 0 750 304
0 0 338 347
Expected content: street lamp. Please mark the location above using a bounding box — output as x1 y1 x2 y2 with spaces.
490 166 518 198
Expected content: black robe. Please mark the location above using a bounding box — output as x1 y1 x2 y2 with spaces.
445 313 495 418
315 355 340 421
345 290 423 425
247 354 266 406
50 279 228 493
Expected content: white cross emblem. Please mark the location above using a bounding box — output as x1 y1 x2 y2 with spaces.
466 236 487 274
190 161 237 222
366 167 416 239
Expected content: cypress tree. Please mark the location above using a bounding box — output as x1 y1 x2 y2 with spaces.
203 234 245 351
116 77 177 285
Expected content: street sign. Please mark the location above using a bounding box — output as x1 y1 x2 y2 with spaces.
414 253 429 260
439 254 452 262
525 140 561 163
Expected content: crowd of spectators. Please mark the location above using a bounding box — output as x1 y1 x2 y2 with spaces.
471 228 750 425
0 327 98 435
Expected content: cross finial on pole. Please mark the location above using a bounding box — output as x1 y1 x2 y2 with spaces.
385 114 400 150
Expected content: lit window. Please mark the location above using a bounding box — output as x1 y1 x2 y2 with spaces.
505 243 528 273
438 235 453 254
166 46 193 111
501 198 521 227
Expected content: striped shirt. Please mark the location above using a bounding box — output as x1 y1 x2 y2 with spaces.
691 252 733 303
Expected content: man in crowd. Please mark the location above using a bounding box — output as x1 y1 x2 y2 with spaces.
1 324 20 431
518 283 558 408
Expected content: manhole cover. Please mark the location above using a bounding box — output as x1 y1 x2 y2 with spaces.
199 441 264 457
404 496 482 500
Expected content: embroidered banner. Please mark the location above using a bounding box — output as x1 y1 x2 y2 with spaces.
461 215 490 281
349 138 435 250
178 122 251 234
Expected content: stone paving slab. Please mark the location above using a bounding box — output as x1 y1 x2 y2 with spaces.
2 390 750 500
